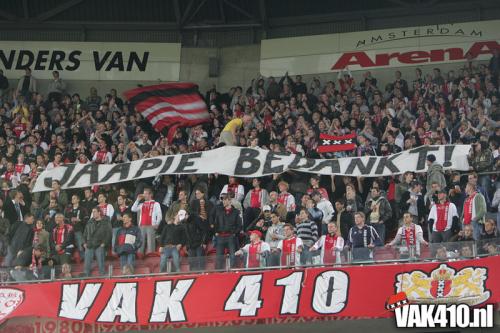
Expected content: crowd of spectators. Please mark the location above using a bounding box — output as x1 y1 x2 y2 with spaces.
0 52 499 281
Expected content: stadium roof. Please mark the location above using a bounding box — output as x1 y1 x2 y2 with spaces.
1 0 500 46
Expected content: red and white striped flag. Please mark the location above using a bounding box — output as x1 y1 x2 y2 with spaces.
124 83 210 142
316 133 357 153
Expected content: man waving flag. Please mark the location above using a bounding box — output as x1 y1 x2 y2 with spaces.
124 83 210 142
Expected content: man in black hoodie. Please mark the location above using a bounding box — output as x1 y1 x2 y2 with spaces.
213 195 242 269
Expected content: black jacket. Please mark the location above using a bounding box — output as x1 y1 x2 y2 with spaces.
333 210 354 240
8 221 34 254
64 205 89 233
83 217 112 249
212 205 242 234
160 223 185 246
50 224 75 255
4 199 28 224
183 216 207 249
400 191 426 221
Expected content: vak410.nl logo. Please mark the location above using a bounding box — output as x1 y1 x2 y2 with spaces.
387 264 494 328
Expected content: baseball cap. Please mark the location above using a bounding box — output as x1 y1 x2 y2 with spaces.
262 205 271 212
249 230 262 238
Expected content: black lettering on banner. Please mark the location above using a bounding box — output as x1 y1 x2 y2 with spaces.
49 51 66 71
311 271 349 314
99 163 131 183
94 51 111 71
158 156 175 174
66 51 81 71
34 50 49 70
443 145 455 167
288 155 316 169
344 157 377 175
58 164 77 187
374 153 401 174
67 164 100 187
58 283 102 320
15 50 34 69
134 158 163 178
309 159 341 173
409 146 440 170
174 153 202 173
106 52 125 71
150 279 195 323
275 272 304 315
263 151 290 174
0 50 15 69
234 148 261 175
224 274 263 317
127 52 149 71
43 164 76 188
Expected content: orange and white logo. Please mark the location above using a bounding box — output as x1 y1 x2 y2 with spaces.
395 264 490 305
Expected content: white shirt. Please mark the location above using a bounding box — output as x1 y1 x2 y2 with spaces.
389 224 425 255
131 199 163 227
220 184 245 202
316 198 335 224
311 234 344 264
428 202 458 232
92 151 113 164
97 203 115 220
277 237 304 267
238 241 271 268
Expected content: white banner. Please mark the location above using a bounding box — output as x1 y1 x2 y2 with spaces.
32 145 471 192
260 20 500 75
0 41 181 81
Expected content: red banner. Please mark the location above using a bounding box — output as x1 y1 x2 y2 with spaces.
1 256 499 327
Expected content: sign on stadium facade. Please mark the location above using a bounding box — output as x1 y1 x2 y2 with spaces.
0 256 498 328
260 20 500 75
0 41 181 81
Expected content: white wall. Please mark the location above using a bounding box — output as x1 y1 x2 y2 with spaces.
4 44 486 100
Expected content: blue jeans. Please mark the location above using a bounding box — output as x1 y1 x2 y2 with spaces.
370 223 386 244
119 253 136 270
215 235 236 269
160 246 180 272
74 231 85 259
188 246 205 271
84 246 106 276
111 227 120 255
472 220 484 241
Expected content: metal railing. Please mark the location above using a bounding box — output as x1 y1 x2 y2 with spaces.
1 237 499 284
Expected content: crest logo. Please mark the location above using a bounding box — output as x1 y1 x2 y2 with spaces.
0 288 24 322
395 264 490 305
